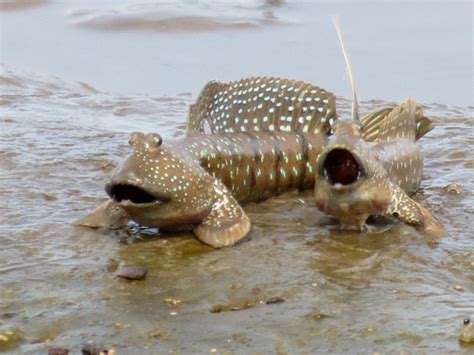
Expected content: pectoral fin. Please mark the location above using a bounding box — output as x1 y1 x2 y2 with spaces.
194 187 251 248
73 200 129 229
386 183 445 237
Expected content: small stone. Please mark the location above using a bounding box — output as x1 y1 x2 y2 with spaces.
81 344 114 355
442 183 462 195
148 330 164 339
265 296 285 305
165 298 182 306
81 343 99 355
454 285 464 291
42 193 58 201
48 348 69 355
0 313 17 320
115 265 147 280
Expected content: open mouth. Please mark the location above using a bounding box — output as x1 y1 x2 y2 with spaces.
105 183 169 204
322 148 363 186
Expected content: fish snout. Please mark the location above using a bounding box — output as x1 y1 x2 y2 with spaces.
105 165 160 204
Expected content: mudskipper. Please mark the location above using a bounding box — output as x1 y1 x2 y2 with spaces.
75 77 338 247
313 21 445 236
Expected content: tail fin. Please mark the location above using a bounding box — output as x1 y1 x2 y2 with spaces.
186 77 337 136
360 99 435 142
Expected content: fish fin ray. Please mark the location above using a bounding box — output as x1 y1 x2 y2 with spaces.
385 183 445 236
194 185 251 248
73 200 129 229
187 77 337 135
413 105 435 140
360 106 394 141
361 100 434 142
187 80 222 135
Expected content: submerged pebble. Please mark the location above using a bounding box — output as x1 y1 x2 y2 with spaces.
115 265 148 280
442 183 462 195
48 347 69 355
265 296 285 305
210 299 256 313
81 343 115 355
0 326 21 349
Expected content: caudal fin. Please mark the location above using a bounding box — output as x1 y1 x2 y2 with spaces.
186 77 337 136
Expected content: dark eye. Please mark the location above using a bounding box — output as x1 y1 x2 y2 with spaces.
147 133 163 147
464 319 471 325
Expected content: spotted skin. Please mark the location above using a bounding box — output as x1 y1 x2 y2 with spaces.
314 98 445 235
187 76 337 135
76 130 326 248
76 77 336 248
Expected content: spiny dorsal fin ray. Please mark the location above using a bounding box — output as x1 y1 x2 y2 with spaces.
360 101 435 142
186 76 337 136
375 98 419 141
333 18 359 125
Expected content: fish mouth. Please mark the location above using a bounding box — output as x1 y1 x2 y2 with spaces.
105 183 170 205
320 147 364 187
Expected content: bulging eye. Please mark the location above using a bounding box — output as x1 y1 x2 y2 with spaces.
128 132 145 147
147 133 163 148
464 318 471 325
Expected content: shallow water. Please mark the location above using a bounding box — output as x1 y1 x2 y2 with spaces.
1 1 473 354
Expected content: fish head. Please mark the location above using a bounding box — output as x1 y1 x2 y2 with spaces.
314 123 391 226
105 132 213 228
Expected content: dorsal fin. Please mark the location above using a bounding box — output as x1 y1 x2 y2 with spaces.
375 98 419 141
360 102 435 142
333 18 359 125
186 76 337 136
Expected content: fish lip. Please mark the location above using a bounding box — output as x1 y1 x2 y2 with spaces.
105 181 171 206
318 144 366 188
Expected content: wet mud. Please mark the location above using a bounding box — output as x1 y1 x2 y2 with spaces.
1 67 473 353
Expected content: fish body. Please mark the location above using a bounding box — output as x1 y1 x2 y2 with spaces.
314 100 434 230
76 77 336 248
105 130 325 247
313 20 444 235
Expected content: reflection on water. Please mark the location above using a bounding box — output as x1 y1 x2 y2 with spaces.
0 65 473 353
0 0 47 12
70 0 287 32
